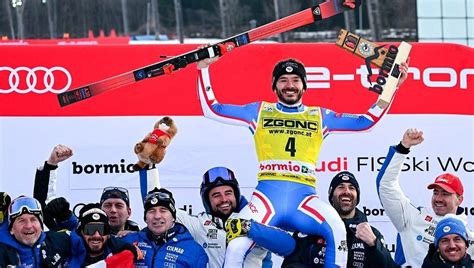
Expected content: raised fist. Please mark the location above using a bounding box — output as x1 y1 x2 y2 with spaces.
47 144 73 166
401 128 424 149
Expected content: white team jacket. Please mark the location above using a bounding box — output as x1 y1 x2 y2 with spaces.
376 145 474 267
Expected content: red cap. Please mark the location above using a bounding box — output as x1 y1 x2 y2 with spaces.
427 173 463 196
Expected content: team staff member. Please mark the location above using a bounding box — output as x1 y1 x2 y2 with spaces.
33 144 139 233
197 56 409 267
280 171 398 268
122 187 208 267
423 215 473 267
376 128 474 267
0 196 81 267
69 203 138 266
139 166 296 267
282 171 397 268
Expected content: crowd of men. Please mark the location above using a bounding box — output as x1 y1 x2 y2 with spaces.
1 129 471 267
0 55 472 267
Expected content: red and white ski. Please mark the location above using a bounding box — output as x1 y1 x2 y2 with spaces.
58 0 363 107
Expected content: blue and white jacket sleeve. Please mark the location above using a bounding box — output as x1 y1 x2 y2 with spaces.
376 145 421 231
198 66 261 133
321 101 389 138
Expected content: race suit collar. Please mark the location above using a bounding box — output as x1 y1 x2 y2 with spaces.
276 102 305 112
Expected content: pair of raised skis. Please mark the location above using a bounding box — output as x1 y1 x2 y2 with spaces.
58 0 363 107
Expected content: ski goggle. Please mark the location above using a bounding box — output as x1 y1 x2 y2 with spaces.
144 191 173 204
202 167 237 185
82 223 108 236
100 186 130 205
102 186 129 196
8 196 42 220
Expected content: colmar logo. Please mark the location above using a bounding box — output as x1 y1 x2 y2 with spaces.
0 66 72 94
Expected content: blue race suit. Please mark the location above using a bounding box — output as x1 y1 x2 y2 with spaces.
197 66 395 267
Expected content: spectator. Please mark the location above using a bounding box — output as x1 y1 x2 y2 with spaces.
33 144 139 233
69 203 138 266
376 128 474 266
122 187 208 267
277 171 398 267
0 196 79 267
99 186 139 234
139 166 296 267
422 214 473 267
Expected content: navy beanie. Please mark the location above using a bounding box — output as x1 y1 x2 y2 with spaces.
144 188 176 221
328 171 360 205
272 59 307 90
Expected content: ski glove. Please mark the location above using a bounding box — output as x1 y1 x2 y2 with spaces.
225 218 251 244
44 197 72 228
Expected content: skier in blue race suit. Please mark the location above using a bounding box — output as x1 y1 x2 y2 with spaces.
196 55 409 267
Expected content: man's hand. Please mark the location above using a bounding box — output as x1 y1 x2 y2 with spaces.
225 218 251 244
47 144 73 166
44 197 72 224
355 222 377 247
401 128 424 149
196 43 235 69
396 58 410 88
116 230 136 238
196 56 220 69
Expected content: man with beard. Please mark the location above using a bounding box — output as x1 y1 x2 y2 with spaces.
69 203 138 267
281 171 398 268
33 144 139 234
423 214 473 267
197 56 409 267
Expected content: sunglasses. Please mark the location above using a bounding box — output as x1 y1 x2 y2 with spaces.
8 196 42 219
83 223 108 236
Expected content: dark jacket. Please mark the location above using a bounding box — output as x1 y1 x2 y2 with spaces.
282 208 399 268
121 223 208 267
422 243 473 268
0 229 80 267
122 219 140 233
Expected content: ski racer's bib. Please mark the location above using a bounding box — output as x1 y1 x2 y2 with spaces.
254 102 323 187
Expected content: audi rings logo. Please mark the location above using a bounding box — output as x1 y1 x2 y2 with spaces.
0 66 72 94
